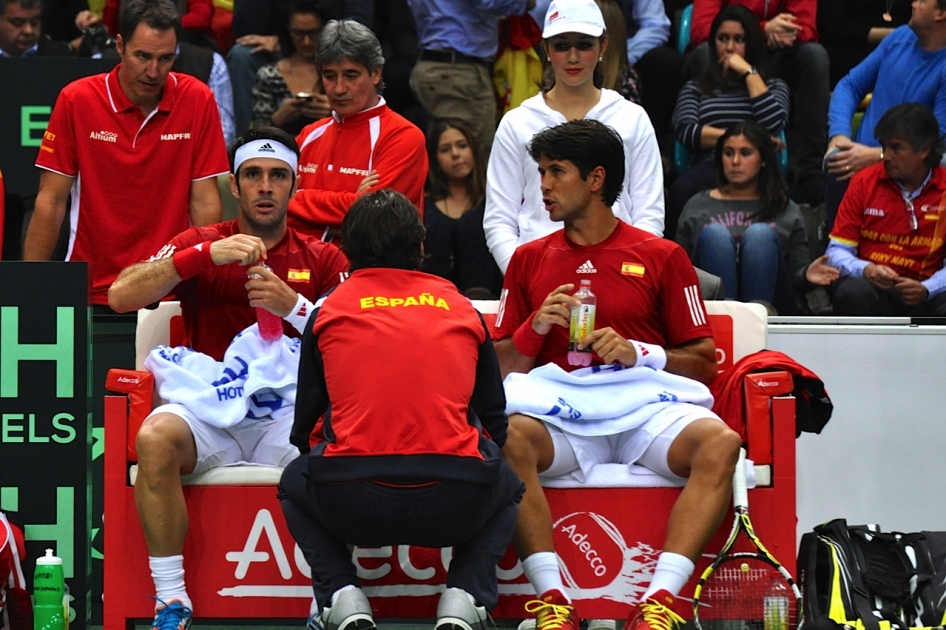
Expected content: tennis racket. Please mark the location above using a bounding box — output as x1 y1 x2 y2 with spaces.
692 448 802 630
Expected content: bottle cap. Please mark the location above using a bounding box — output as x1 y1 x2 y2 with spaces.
36 549 63 565
580 279 591 286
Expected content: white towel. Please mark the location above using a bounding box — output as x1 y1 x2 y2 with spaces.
504 363 714 437
144 324 301 428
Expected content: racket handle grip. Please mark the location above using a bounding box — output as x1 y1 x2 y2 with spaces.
732 447 748 508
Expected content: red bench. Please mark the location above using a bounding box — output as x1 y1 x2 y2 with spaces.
103 300 794 627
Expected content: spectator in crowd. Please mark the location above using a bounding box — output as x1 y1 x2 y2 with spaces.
172 14 236 146
107 127 349 630
623 0 681 142
0 0 73 261
676 120 837 314
280 188 523 630
24 0 228 310
407 0 536 155
422 118 503 298
485 0 664 274
252 0 334 136
688 0 830 207
668 5 789 239
41 0 90 48
595 0 641 102
823 0 946 230
0 0 72 56
228 0 285 135
493 119 739 630
103 0 214 48
373 0 426 129
817 0 911 88
289 19 426 244
826 103 946 316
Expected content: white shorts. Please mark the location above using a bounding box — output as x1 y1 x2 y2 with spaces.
540 402 722 481
145 403 299 475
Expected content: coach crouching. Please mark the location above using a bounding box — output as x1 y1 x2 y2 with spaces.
278 190 524 630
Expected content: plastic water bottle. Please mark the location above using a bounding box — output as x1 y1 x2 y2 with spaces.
763 572 790 630
248 262 283 342
34 548 66 630
567 279 596 366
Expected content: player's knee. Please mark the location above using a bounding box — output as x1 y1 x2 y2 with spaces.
695 422 741 475
502 415 545 471
135 414 191 469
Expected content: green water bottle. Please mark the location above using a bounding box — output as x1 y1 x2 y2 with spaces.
33 548 65 630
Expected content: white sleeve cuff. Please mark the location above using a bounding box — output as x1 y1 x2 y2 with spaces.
284 293 315 334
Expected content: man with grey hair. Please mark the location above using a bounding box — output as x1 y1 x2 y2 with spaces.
288 19 427 244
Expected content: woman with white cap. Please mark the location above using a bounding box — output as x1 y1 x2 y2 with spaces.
483 0 664 274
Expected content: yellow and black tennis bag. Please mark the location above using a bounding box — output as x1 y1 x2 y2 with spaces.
798 519 946 630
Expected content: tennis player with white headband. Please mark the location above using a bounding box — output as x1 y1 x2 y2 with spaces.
107 126 349 630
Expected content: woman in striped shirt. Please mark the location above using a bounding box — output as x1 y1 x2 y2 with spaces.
666 4 789 239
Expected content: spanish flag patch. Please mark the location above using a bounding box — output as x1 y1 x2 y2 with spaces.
621 263 645 277
287 269 311 281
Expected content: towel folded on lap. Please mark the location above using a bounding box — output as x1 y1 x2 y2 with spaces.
145 324 301 428
504 363 714 437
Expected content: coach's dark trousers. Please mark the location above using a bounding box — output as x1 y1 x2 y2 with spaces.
278 455 523 612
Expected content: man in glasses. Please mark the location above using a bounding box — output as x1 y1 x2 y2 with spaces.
826 102 946 316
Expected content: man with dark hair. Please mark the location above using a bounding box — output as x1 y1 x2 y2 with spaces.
108 127 349 630
493 119 740 630
280 188 523 630
0 0 72 56
826 102 946 316
24 0 228 311
289 19 427 244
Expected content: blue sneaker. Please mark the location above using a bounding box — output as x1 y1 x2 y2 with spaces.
151 598 192 630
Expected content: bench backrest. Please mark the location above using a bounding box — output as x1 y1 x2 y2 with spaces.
136 300 767 371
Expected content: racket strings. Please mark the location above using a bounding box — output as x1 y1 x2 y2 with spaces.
697 558 797 629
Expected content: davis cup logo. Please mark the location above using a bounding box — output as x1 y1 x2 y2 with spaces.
553 512 659 603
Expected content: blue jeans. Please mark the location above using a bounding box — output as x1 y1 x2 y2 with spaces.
694 223 791 310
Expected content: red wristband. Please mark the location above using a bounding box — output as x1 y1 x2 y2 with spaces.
172 241 213 280
512 314 546 358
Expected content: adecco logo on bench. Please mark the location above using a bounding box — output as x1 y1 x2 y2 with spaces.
220 509 657 604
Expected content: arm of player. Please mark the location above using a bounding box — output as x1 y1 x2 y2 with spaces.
291 311 328 453
580 329 718 385
23 170 74 261
189 176 223 227
245 263 305 317
108 234 268 313
494 283 579 380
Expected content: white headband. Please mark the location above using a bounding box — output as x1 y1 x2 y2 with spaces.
233 139 299 174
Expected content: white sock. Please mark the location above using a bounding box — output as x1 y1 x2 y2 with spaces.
330 584 358 607
149 555 191 610
644 552 694 599
521 552 569 601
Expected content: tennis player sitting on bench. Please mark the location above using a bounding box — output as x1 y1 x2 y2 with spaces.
108 127 349 630
493 119 741 630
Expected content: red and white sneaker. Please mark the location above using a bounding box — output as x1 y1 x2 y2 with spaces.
626 590 685 630
523 589 578 630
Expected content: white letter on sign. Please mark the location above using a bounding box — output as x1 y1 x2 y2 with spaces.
225 509 293 579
